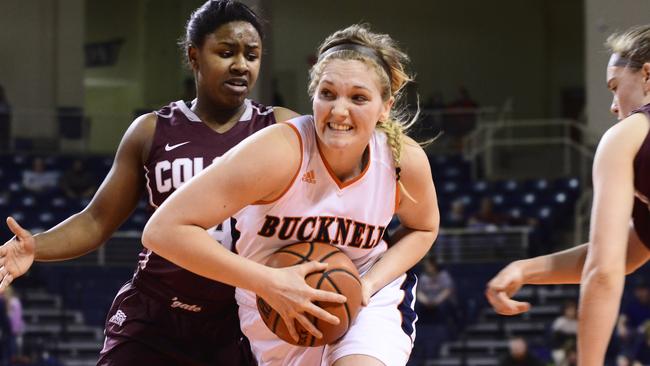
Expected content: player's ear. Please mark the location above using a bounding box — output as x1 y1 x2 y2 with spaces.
641 62 650 94
188 46 199 71
379 96 394 122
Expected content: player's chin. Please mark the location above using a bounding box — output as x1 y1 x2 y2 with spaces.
322 138 352 151
218 94 247 110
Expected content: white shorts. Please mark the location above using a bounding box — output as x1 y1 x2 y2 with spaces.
236 271 418 366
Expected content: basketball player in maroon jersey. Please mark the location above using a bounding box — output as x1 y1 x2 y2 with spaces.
486 24 650 365
0 1 298 365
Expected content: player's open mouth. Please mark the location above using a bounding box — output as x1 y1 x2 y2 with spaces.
328 122 352 131
226 78 248 87
225 78 248 93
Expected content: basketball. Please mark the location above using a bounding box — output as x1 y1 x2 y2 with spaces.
256 242 363 347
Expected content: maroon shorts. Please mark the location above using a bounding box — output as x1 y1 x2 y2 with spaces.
97 276 254 366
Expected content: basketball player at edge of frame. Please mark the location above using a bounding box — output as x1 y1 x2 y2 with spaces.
486 24 650 366
143 24 440 366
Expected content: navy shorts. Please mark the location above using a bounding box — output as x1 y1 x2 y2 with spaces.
97 275 255 366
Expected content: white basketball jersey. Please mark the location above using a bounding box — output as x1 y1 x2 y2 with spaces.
233 115 398 276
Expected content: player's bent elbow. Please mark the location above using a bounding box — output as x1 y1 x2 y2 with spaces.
582 265 624 289
142 219 166 252
421 226 439 249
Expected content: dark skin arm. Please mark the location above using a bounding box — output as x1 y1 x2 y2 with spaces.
0 104 299 289
0 113 156 289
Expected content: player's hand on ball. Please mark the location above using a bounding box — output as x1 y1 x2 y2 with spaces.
0 217 36 291
261 261 346 342
485 261 531 316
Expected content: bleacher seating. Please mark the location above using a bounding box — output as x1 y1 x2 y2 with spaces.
431 155 581 232
0 153 149 240
0 152 593 365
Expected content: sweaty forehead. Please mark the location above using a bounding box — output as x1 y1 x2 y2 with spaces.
212 21 261 44
320 59 381 87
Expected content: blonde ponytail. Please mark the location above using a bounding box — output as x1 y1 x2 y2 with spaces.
377 119 417 203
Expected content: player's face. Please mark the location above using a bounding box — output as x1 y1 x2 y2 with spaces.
312 59 392 151
606 63 650 121
191 21 261 109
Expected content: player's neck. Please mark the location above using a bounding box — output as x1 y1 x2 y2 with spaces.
317 140 370 183
192 100 246 132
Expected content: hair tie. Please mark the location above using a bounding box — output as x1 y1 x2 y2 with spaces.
395 167 401 181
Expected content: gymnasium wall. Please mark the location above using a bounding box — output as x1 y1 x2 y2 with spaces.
2 0 633 153
0 0 84 142
269 0 584 119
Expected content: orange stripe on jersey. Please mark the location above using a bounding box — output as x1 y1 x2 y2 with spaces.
317 140 372 189
394 180 401 214
254 122 303 205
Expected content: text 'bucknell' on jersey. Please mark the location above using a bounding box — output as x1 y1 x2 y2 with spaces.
257 215 387 249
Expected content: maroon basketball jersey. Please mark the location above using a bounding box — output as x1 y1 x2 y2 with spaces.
137 99 276 303
632 103 650 248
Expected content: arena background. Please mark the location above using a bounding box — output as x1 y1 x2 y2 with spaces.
0 0 649 365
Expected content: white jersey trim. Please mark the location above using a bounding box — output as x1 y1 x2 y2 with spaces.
174 100 202 122
173 98 271 124
142 165 159 209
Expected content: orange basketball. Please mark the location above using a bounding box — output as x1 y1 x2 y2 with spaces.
256 242 362 347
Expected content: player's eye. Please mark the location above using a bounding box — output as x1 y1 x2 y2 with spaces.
319 89 334 99
352 95 369 103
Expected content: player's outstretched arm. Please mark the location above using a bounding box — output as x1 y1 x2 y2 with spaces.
486 225 650 316
486 243 588 316
143 123 345 341
0 113 154 273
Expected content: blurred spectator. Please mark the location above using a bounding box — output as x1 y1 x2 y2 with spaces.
60 159 97 199
412 256 459 362
22 157 59 193
422 91 445 126
498 336 544 366
417 255 458 323
618 356 632 366
36 351 65 366
629 320 650 366
423 91 445 111
0 84 10 151
551 300 578 365
446 199 467 228
617 279 650 356
4 285 24 358
444 86 479 151
0 295 11 366
449 86 479 111
468 197 508 229
557 339 577 366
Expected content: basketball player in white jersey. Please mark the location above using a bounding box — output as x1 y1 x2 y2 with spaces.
143 24 440 366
